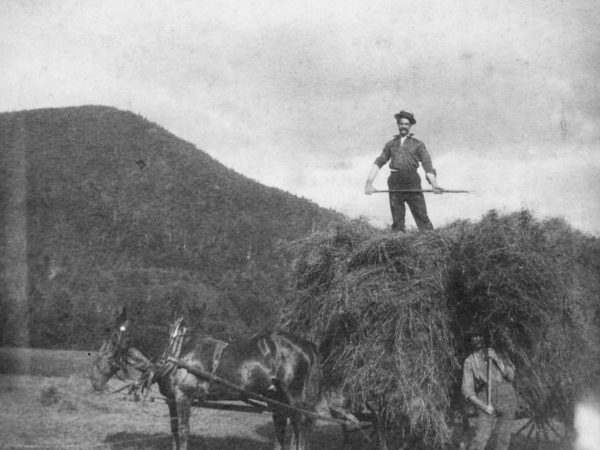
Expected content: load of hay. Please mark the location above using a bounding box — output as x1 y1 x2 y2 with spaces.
281 210 600 447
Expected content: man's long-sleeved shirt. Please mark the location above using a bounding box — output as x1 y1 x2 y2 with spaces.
374 134 435 176
462 350 515 400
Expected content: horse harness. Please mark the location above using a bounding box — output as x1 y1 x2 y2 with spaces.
153 325 229 387
210 340 229 383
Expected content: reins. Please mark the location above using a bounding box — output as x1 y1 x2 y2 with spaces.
101 350 153 394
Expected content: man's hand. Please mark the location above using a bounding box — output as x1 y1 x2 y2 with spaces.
488 348 504 368
364 184 376 195
425 172 443 194
482 404 494 415
469 395 495 416
487 348 512 380
365 165 380 195
487 349 499 363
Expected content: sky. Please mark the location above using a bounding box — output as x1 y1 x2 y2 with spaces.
2 0 600 235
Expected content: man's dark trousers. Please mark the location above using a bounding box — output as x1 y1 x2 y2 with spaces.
387 172 433 232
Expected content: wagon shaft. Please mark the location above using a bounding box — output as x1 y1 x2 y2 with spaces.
167 356 352 426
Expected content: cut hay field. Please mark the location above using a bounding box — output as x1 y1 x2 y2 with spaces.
1 373 293 449
0 347 347 450
0 347 563 449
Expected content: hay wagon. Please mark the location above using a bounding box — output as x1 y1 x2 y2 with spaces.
279 214 594 449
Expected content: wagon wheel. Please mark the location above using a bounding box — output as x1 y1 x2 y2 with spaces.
513 410 573 449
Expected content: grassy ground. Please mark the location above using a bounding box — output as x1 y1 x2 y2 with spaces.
0 347 94 377
0 347 350 450
0 373 355 450
0 348 570 449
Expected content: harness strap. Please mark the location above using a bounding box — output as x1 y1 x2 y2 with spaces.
211 341 229 382
152 322 188 382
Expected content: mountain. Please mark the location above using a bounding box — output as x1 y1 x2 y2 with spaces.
0 105 345 351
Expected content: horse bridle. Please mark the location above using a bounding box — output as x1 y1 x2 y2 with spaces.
94 323 155 396
95 324 131 375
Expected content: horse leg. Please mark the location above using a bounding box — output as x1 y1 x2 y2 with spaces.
272 411 287 450
340 424 351 450
289 414 300 450
368 403 388 450
270 379 294 449
166 397 179 450
374 411 388 450
175 392 192 450
290 413 313 450
376 418 388 450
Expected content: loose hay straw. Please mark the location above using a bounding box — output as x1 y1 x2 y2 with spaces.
281 211 600 447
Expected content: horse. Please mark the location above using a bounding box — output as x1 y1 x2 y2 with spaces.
90 309 151 392
91 310 322 450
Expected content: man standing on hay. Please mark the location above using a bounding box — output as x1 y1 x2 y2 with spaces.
461 329 517 450
364 110 443 232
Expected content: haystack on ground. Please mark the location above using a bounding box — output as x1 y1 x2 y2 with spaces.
281 210 600 447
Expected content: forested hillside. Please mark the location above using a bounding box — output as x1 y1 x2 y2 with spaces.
0 105 345 351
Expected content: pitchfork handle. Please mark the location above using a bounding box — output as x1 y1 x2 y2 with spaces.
487 349 492 407
373 189 471 194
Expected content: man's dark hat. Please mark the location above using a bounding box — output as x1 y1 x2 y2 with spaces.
464 326 484 338
394 110 416 125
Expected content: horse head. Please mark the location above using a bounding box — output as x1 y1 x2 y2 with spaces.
90 307 134 391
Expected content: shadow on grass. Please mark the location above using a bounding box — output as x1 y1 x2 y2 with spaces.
105 421 570 450
509 434 571 450
254 421 572 450
105 432 270 450
254 422 376 450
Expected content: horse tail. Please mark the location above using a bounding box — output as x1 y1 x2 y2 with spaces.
304 343 323 409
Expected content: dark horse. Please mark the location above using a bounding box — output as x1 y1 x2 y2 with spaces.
91 311 322 450
90 311 150 392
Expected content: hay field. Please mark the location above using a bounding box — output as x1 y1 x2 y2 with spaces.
0 372 283 449
0 348 349 450
0 347 94 377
